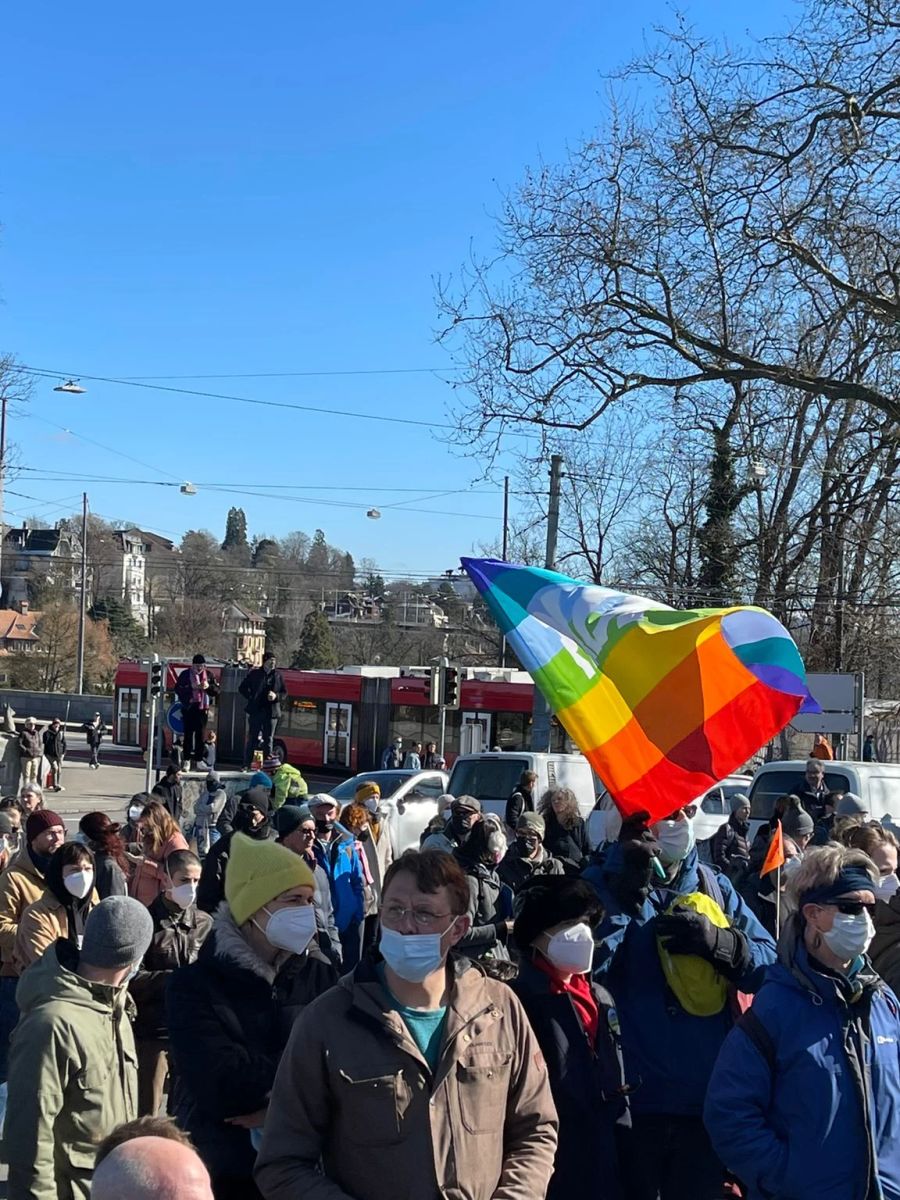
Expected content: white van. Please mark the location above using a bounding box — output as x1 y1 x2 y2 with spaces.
748 760 900 834
446 752 597 825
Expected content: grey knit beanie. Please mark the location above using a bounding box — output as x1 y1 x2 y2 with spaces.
80 896 153 969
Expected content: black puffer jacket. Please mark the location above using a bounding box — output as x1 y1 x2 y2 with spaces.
166 905 337 1186
541 811 591 874
152 777 183 825
498 844 565 893
131 894 212 1040
511 957 629 1200
453 854 511 961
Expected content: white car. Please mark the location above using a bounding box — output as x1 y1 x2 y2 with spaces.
328 769 449 855
587 774 754 848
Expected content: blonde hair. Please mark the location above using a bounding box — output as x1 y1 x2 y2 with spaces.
787 844 877 907
139 801 181 860
844 823 899 857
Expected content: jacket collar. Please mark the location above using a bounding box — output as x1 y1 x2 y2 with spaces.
207 903 279 984
10 845 44 882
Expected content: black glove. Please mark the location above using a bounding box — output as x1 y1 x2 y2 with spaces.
618 811 653 843
655 911 752 983
608 839 656 916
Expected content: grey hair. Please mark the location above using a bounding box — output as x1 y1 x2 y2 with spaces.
786 844 877 908
806 758 825 772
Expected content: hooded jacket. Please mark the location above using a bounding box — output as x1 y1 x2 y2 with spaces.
254 954 559 1200
17 727 42 759
313 831 367 933
454 854 511 961
5 939 138 1200
166 904 336 1183
0 846 48 977
587 845 776 1116
272 763 307 810
41 727 67 761
704 920 900 1200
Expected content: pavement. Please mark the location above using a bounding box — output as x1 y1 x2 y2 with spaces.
38 758 346 832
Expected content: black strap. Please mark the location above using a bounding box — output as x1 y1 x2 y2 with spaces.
738 1008 777 1076
698 862 725 908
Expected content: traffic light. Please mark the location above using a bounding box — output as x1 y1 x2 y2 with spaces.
428 667 441 706
442 664 460 710
150 661 163 697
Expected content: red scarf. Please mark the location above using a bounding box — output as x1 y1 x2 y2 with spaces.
534 955 599 1044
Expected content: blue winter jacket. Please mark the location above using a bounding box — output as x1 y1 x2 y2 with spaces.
314 832 366 933
704 926 900 1200
586 845 776 1116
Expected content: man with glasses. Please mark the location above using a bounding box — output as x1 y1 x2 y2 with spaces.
798 757 830 821
255 849 558 1200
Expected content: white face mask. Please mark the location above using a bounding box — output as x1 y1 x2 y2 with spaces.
257 905 317 955
63 870 94 900
654 818 696 866
128 806 143 823
364 797 379 814
875 874 900 903
822 910 875 962
168 881 198 909
544 922 595 975
379 917 459 983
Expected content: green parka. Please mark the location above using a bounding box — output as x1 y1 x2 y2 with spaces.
4 939 138 1200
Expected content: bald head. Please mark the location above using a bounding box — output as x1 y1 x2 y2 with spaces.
91 1137 213 1200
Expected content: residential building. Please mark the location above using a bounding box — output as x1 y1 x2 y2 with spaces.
2 523 83 610
0 601 41 654
222 602 266 665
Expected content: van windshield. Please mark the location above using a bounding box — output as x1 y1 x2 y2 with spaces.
447 758 530 805
749 769 851 819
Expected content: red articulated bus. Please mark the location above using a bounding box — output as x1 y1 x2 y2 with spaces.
113 662 569 772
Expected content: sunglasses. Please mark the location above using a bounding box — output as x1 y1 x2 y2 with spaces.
831 900 877 916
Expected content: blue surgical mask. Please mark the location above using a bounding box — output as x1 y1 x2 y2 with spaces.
379 917 459 983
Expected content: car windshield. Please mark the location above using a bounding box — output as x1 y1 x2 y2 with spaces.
749 769 851 819
330 773 411 802
447 758 530 805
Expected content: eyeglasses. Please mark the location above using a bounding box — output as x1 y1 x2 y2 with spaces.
381 903 453 929
831 900 877 916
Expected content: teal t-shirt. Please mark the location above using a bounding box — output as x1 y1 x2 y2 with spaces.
377 965 447 1072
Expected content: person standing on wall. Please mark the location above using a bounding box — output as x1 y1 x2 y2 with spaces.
177 655 217 773
239 653 286 769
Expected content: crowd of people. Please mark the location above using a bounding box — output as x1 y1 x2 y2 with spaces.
0 749 897 1199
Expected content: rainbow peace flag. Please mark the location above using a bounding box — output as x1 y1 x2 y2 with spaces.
461 558 818 821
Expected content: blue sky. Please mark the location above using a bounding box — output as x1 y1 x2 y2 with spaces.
1 0 789 579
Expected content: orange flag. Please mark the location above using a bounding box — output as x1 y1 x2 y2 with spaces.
761 820 786 877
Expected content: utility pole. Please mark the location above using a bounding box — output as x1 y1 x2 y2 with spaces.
500 474 510 668
531 455 564 751
75 492 88 694
0 391 7 606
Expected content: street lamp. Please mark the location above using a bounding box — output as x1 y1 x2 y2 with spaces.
53 380 87 394
366 508 381 520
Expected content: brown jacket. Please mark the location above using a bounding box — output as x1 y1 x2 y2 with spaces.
15 889 100 972
255 956 558 1200
0 847 47 977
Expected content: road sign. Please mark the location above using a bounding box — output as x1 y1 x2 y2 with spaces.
166 701 185 735
790 672 862 735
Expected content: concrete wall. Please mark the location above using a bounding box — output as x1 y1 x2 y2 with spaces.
0 690 114 726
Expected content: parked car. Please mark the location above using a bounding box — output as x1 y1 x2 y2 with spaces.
328 769 448 854
587 773 754 850
446 752 597 825
748 759 900 836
